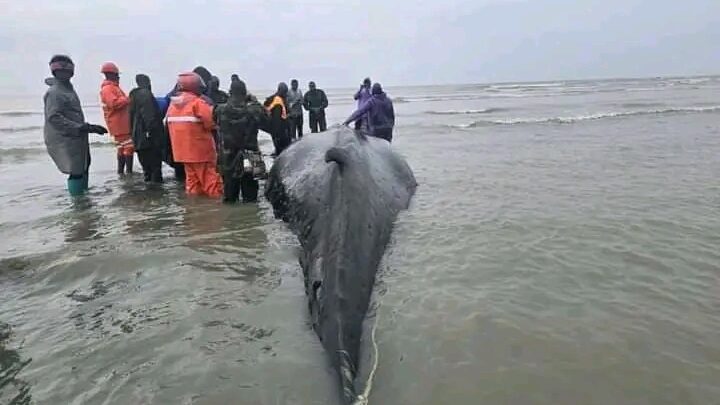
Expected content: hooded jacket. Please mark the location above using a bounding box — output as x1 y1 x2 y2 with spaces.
43 79 88 175
100 80 131 137
166 92 216 163
129 82 165 151
354 86 371 108
346 92 395 132
208 88 229 105
214 94 265 151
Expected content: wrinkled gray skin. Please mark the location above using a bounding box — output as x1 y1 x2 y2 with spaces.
265 126 416 404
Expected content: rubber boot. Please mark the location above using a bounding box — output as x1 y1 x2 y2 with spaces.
67 177 85 196
81 172 89 190
125 154 134 174
117 155 126 175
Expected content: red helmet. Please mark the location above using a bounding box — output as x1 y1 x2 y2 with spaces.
100 62 119 74
176 72 204 93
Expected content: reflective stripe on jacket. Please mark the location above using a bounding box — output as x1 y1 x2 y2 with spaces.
166 92 216 163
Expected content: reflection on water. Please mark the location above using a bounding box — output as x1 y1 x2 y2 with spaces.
63 197 102 243
0 323 32 405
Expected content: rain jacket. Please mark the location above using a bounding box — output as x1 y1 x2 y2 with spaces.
129 85 165 151
347 92 395 132
303 89 328 112
100 80 131 137
287 89 304 117
208 89 229 105
43 79 88 175
214 95 265 151
266 96 288 119
265 95 288 139
354 87 371 107
166 92 216 163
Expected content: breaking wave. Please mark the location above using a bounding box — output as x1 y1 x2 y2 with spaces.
0 142 113 161
425 108 505 115
0 125 43 134
619 102 666 109
395 94 491 103
453 106 720 128
0 110 42 117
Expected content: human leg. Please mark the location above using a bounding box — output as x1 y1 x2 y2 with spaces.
240 173 259 203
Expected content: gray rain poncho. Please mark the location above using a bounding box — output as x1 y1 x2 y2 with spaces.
43 79 88 175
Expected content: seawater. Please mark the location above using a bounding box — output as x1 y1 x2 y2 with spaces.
1 76 719 404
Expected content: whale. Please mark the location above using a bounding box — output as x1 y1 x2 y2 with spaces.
265 126 416 403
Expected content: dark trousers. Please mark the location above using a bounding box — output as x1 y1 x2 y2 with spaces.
372 128 393 143
223 173 259 203
309 110 327 133
271 128 291 156
68 152 91 179
137 148 163 182
288 114 303 140
173 164 186 182
222 148 259 203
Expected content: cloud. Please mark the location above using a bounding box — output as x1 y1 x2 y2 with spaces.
0 0 718 95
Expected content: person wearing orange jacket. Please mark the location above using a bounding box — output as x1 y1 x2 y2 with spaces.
166 72 223 198
100 62 134 175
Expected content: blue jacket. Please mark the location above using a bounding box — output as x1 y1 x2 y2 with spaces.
346 92 395 131
354 87 372 108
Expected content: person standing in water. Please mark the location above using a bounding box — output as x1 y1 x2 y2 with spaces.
215 79 266 203
287 79 304 140
343 83 395 142
264 82 291 156
43 55 107 196
100 62 134 175
230 74 240 88
207 76 229 105
166 72 223 198
353 77 372 131
303 81 328 133
129 74 165 183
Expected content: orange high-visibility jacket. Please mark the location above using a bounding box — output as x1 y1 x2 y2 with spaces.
100 80 131 136
166 92 216 163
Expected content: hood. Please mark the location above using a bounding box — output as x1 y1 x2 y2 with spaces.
135 74 151 90
192 66 212 86
170 92 197 108
101 79 119 88
44 77 56 86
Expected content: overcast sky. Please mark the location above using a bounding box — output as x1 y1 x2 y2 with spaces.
0 0 719 94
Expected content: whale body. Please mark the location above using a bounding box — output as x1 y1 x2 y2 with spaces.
265 126 417 403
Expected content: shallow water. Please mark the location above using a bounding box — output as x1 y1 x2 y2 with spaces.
2 76 720 404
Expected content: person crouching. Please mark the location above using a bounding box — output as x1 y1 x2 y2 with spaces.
166 72 223 198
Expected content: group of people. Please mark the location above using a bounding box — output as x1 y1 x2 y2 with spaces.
42 54 396 203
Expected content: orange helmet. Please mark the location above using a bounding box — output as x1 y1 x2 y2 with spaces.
100 62 119 74
176 72 204 93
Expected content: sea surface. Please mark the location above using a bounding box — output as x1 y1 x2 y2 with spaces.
1 76 719 405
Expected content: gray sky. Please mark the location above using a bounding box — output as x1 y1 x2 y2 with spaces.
0 0 719 94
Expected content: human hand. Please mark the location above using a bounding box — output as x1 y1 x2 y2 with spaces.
88 124 108 134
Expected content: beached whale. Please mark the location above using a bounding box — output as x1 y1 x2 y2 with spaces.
265 126 417 404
